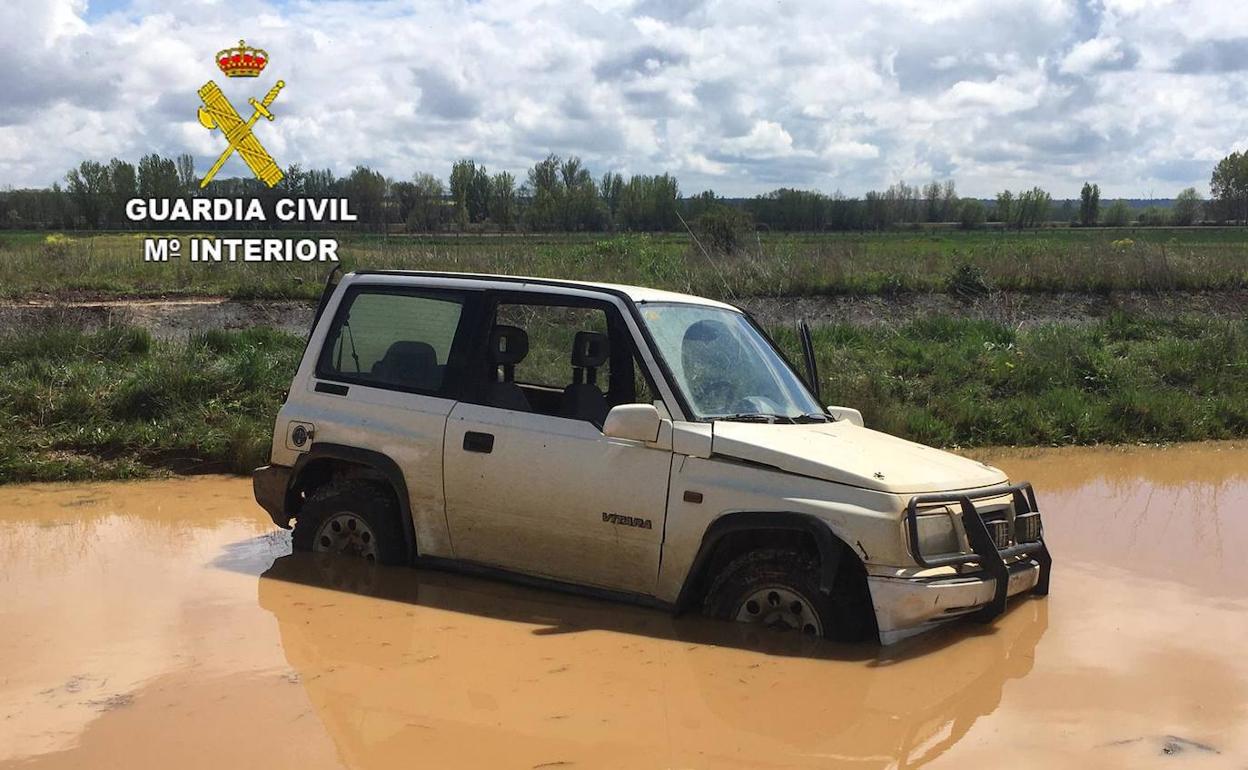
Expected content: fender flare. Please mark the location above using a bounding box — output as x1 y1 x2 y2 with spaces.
674 511 849 611
289 443 417 562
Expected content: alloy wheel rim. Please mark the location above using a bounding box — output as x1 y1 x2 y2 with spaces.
313 511 378 562
733 585 823 636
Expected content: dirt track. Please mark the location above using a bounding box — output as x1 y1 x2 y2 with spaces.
2 289 1246 338
2 443 1247 768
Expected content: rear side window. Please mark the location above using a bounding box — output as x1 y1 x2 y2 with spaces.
318 289 465 394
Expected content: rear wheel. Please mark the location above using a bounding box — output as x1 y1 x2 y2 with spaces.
704 547 874 641
292 481 407 566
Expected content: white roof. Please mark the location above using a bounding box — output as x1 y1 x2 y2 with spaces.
347 270 740 311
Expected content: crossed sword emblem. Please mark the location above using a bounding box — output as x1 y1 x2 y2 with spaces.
196 80 285 188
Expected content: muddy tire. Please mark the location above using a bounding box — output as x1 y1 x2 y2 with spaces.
703 548 873 642
291 481 407 566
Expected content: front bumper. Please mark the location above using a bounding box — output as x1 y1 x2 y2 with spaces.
252 464 293 529
872 481 1053 645
869 559 1043 644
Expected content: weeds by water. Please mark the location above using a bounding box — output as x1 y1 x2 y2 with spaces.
2 315 1246 482
0 326 302 482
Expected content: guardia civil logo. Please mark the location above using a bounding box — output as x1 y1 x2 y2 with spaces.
196 40 285 188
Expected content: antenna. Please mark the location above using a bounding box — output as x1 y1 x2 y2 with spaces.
675 208 737 303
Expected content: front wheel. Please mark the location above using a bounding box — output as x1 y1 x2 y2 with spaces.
292 481 407 566
703 548 874 641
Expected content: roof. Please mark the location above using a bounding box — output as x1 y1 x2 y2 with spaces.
348 270 740 310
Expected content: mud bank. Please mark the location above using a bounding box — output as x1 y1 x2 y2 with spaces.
1 443 1247 768
3 289 1246 338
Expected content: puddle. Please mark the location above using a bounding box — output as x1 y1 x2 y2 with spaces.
1 445 1247 768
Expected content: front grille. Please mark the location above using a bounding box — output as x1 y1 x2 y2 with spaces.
1015 512 1042 543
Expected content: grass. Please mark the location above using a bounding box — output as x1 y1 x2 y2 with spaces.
0 325 302 482
3 315 1247 482
1 227 1246 300
773 314 1248 447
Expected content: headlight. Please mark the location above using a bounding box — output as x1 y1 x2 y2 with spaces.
914 510 961 557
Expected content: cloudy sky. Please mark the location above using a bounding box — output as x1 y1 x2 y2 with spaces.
0 0 1243 197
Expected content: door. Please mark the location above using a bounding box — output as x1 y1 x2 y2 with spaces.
312 285 477 558
442 295 673 595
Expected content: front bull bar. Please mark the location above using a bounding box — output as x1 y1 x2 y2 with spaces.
905 481 1052 622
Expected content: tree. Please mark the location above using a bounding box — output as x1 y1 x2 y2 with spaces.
1014 186 1052 229
940 180 958 222
1079 182 1100 227
994 190 1013 225
1138 206 1169 226
1172 187 1203 226
959 199 986 230
1210 151 1248 223
489 171 516 229
176 153 197 193
396 172 446 231
64 160 109 228
524 154 564 231
1103 199 1131 227
341 165 388 227
137 154 180 199
449 159 480 228
107 158 136 226
600 171 624 222
923 181 942 223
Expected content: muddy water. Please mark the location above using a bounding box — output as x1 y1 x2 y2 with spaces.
1 444 1246 769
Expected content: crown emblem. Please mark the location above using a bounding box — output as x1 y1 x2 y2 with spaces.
216 39 268 78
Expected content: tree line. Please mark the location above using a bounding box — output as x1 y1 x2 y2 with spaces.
0 151 1242 233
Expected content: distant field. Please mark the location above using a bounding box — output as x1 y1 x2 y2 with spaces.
1 227 1246 300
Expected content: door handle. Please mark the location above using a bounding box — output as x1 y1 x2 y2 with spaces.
463 431 495 453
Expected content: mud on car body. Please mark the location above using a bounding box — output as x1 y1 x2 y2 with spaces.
254 271 1052 644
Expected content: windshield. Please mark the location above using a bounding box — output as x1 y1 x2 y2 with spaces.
638 302 824 421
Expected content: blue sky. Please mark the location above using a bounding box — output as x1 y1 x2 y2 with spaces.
1 0 1244 197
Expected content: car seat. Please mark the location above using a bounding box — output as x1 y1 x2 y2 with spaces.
486 325 532 411
371 340 441 390
561 330 610 427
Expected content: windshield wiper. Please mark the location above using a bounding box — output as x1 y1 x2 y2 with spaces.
793 412 830 423
712 413 796 424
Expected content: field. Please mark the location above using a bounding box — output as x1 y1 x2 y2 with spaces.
1 226 1245 480
3 316 1247 482
2 227 1247 300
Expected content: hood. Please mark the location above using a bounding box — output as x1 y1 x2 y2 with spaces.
711 420 1007 495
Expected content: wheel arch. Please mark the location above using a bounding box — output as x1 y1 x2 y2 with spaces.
288 443 417 562
674 511 865 613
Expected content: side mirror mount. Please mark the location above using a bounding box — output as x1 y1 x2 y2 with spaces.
603 403 662 442
826 406 864 427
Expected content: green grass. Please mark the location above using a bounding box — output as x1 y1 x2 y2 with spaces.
2 227 1246 300
3 315 1247 482
773 313 1248 447
0 325 302 482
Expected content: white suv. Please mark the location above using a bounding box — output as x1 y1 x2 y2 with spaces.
254 271 1052 644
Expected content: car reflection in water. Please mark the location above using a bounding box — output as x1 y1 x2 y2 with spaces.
257 551 1046 769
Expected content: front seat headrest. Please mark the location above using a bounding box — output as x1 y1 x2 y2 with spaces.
570 331 609 369
488 325 529 365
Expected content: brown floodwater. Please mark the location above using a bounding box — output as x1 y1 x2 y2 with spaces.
1 443 1246 769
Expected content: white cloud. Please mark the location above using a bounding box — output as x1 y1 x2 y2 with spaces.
0 0 1241 197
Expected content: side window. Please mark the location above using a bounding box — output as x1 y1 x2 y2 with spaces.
318 289 465 394
482 298 661 425
495 304 611 388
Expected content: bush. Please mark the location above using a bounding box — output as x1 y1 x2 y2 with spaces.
693 205 753 255
959 199 987 230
